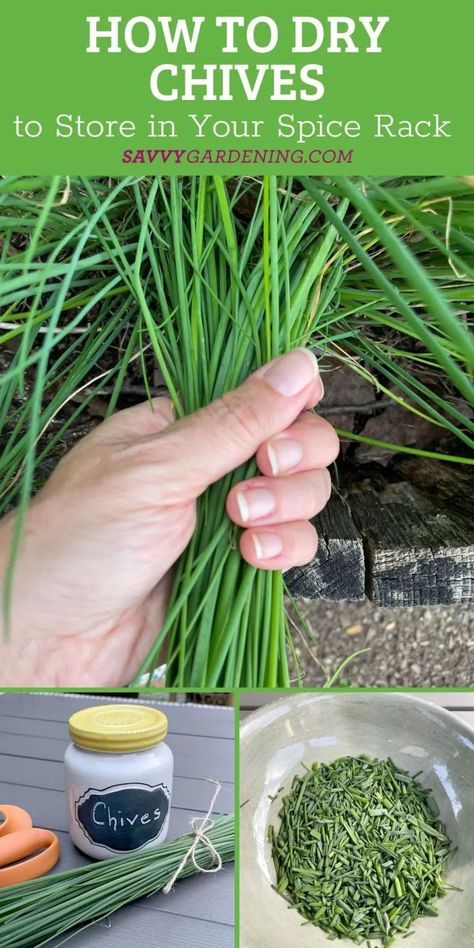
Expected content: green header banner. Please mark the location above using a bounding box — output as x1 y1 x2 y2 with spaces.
1 2 472 174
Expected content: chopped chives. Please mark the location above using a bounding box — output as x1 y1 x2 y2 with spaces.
269 756 455 945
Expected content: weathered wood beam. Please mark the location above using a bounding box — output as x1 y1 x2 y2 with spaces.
285 492 365 601
285 460 474 607
350 479 474 607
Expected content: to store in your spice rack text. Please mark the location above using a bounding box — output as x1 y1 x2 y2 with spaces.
84 15 391 101
13 113 453 143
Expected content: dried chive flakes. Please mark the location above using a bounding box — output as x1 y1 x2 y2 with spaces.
269 756 454 945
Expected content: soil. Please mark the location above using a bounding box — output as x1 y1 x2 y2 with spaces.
296 597 474 688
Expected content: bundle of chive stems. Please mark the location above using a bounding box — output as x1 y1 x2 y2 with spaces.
2 175 473 687
126 175 351 690
0 814 233 948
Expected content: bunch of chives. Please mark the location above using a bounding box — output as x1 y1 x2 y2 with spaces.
270 757 455 945
0 813 234 948
128 176 349 688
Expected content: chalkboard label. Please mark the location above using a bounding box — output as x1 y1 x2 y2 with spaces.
75 782 170 853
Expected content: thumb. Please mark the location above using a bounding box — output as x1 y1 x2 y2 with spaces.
159 348 322 498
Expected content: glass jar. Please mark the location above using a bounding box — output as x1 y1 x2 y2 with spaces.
64 704 174 860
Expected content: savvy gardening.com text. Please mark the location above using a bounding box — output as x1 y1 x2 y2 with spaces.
120 147 354 165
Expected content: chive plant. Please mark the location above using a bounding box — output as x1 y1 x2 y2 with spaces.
269 757 454 946
1 175 473 685
0 813 234 948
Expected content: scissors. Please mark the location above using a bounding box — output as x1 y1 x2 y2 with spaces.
0 804 60 887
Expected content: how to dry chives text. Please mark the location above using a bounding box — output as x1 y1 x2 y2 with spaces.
85 16 390 101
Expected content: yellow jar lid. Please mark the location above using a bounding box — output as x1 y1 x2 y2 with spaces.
68 705 168 752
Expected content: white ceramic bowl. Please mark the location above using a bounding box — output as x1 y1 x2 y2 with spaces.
240 692 474 948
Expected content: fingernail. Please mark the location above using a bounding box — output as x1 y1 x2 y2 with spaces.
252 532 284 560
267 437 303 475
322 467 332 498
262 348 319 397
237 488 275 523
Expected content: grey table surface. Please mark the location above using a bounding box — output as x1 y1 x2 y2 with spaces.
0 692 235 948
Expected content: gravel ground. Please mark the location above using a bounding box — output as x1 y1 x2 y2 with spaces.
295 598 474 688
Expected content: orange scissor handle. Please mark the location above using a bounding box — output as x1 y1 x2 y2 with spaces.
0 805 60 887
0 805 33 836
0 827 60 886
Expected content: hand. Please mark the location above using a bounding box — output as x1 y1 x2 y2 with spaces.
0 349 339 686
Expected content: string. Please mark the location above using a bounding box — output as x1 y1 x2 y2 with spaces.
163 779 223 894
